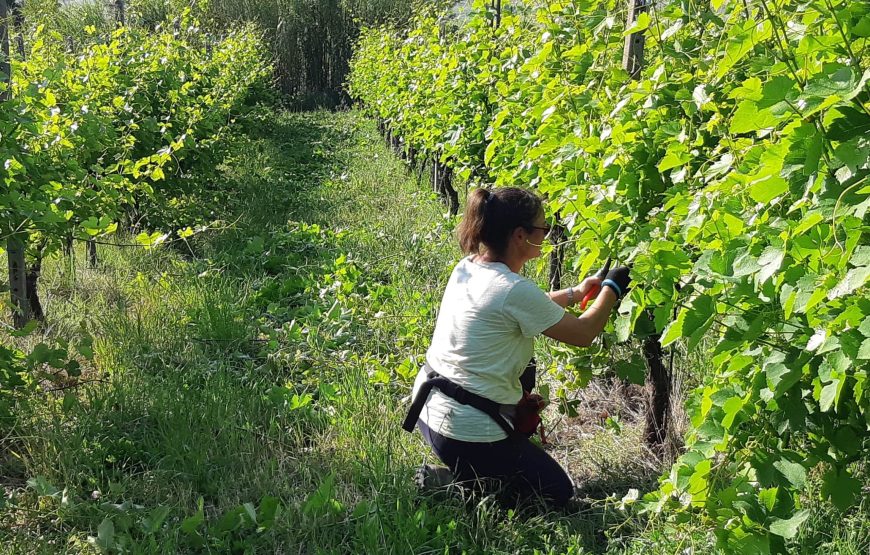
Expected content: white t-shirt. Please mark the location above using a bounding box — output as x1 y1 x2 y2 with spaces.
411 256 565 442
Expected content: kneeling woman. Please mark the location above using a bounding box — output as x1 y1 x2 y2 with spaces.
405 187 630 507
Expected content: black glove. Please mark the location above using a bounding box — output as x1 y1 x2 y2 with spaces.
603 266 631 299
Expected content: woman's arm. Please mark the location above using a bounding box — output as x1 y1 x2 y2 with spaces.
542 287 618 347
548 287 578 308
547 277 601 308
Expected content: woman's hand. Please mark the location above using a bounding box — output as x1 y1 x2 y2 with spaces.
574 276 603 301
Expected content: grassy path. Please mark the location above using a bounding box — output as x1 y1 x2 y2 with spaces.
2 107 867 554
0 107 607 554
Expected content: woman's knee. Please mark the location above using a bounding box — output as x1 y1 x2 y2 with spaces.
545 471 574 505
517 445 574 504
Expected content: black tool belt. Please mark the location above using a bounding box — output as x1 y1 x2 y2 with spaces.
402 362 518 438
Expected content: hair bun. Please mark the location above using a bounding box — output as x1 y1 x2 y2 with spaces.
457 187 542 257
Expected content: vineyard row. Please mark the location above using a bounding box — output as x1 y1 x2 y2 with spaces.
347 0 870 551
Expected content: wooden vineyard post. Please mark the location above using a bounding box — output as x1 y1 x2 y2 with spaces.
87 239 98 268
416 156 428 184
430 157 458 216
7 236 29 328
11 1 23 59
548 222 565 291
115 0 126 27
622 0 670 449
622 0 648 78
642 312 669 446
406 144 417 170
1 0 28 328
431 158 439 195
442 162 457 215
25 241 44 321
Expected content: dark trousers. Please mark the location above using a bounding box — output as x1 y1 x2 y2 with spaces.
418 419 573 507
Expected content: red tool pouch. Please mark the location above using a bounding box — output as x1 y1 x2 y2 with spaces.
513 391 546 436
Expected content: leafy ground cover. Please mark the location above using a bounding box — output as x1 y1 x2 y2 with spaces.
1 106 868 554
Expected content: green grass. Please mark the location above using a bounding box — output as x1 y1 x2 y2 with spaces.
1 106 868 554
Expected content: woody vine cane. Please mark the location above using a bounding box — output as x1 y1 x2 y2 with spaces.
622 0 672 450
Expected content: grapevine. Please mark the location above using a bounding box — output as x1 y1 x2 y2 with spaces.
1 9 270 324
348 0 870 550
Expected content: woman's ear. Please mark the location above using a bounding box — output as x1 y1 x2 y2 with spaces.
511 226 527 244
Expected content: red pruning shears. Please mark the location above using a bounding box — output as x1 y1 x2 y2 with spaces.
580 257 612 310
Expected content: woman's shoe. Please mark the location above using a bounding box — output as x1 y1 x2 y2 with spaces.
414 464 455 490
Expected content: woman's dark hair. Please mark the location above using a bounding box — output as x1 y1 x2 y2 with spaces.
457 187 543 256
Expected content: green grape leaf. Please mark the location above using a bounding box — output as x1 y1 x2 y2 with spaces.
722 396 744 429
773 459 807 489
822 468 861 511
730 100 779 134
729 77 763 100
769 509 810 539
623 13 651 36
766 363 801 395
733 251 761 277
759 486 778 512
801 287 828 314
831 426 860 456
684 295 716 349
802 66 868 105
716 20 772 80
81 216 115 236
828 266 870 300
660 308 686 347
66 360 81 377
615 310 633 342
826 107 870 141
792 213 823 236
760 76 796 106
614 355 647 385
757 247 784 284
484 140 497 166
818 379 840 412
850 246 870 268
832 137 870 170
658 150 691 172
854 15 870 37
749 176 788 204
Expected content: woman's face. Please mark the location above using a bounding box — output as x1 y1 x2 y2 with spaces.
522 209 551 260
